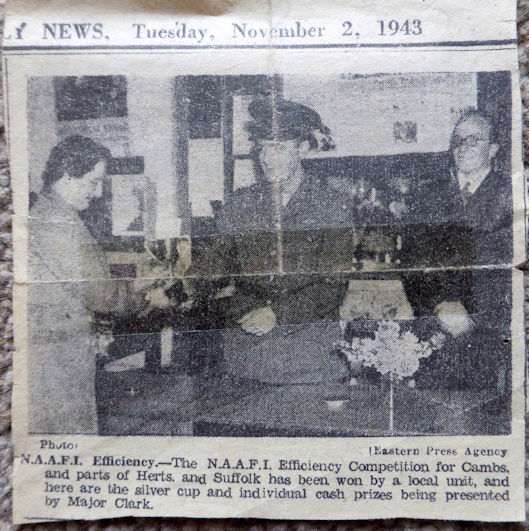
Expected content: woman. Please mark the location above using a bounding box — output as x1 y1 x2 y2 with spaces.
28 135 125 434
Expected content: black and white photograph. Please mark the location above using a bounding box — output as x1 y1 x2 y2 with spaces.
25 72 513 437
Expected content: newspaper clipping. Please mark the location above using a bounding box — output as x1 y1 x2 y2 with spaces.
4 0 526 523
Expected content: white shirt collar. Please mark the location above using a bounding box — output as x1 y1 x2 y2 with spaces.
455 166 492 196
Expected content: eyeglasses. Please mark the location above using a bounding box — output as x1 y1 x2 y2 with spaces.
451 134 489 149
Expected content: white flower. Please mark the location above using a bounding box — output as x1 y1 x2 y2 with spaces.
339 320 437 380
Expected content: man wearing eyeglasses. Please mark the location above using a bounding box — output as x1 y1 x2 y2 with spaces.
401 110 512 398
405 110 512 266
448 111 511 263
452 114 499 193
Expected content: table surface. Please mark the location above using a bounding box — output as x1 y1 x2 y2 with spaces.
98 370 509 437
195 379 507 437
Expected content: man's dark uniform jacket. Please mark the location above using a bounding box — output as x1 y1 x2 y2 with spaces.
191 174 357 383
400 164 512 391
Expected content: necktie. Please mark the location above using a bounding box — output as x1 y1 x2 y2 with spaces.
460 181 471 207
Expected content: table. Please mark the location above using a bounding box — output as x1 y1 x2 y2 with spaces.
97 370 509 436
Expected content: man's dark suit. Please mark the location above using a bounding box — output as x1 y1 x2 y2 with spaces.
403 167 512 269
400 166 512 390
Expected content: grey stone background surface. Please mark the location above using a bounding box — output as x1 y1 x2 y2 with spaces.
0 2 528 529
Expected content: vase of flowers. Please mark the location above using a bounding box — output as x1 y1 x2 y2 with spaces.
335 320 443 431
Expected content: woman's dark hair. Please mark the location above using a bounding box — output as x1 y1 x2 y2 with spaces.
41 135 111 188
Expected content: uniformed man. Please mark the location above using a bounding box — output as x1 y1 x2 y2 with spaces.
195 98 357 385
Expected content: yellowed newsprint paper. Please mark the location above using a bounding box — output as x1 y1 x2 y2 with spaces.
4 0 526 524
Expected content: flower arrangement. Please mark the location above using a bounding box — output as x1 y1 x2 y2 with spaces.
338 320 437 380
335 320 443 431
